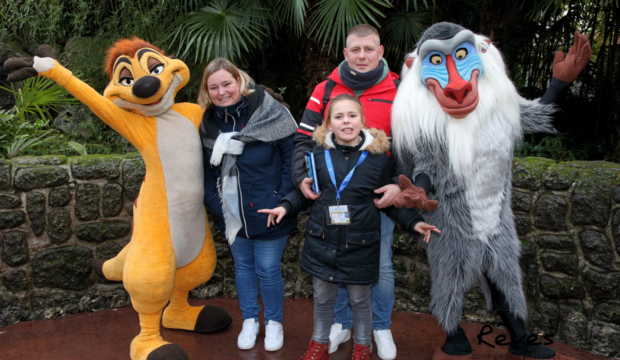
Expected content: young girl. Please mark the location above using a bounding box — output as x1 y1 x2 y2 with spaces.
259 94 439 359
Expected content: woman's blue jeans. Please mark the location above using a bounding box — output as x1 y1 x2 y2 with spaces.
333 212 395 330
230 235 288 325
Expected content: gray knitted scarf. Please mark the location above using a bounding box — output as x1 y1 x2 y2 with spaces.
202 91 298 244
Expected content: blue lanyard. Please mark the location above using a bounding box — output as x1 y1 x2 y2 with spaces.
325 150 369 204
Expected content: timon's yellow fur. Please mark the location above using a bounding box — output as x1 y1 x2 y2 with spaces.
9 39 231 360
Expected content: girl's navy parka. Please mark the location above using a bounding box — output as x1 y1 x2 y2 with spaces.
202 86 297 240
281 127 424 285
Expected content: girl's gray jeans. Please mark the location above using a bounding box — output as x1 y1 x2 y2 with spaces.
312 276 372 346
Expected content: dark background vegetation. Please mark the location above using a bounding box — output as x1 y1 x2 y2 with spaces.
0 0 618 161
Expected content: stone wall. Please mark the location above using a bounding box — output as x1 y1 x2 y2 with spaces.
1 156 620 357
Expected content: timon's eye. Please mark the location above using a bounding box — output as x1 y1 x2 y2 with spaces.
120 77 134 86
150 64 164 75
430 55 443 65
455 48 468 60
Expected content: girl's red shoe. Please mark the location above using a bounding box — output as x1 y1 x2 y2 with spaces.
301 339 330 360
349 343 372 360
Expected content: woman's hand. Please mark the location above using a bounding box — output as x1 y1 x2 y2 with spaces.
374 183 401 208
257 206 288 228
299 177 320 200
413 222 441 243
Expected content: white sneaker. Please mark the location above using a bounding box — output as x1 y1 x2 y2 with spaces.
373 329 397 360
237 318 260 350
328 323 351 354
264 320 284 351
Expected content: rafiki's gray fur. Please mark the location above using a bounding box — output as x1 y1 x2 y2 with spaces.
417 22 466 49
392 25 557 334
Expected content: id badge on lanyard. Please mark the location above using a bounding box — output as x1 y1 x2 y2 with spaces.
324 149 368 226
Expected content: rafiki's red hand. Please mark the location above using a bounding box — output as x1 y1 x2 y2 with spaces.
552 31 592 83
393 175 438 211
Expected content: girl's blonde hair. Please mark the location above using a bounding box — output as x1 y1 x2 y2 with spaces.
198 57 254 109
320 94 366 130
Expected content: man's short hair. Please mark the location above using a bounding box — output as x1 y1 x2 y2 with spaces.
347 24 380 44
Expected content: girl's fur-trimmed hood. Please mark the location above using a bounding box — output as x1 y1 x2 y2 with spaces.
312 127 390 154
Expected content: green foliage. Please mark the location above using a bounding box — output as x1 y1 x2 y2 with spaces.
168 0 269 65
381 9 431 60
0 77 78 123
307 0 391 52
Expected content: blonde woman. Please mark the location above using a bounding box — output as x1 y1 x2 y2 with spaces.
198 58 298 351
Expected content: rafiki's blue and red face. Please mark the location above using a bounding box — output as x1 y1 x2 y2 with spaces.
413 28 485 118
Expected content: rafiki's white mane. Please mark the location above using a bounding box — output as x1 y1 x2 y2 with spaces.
392 34 524 178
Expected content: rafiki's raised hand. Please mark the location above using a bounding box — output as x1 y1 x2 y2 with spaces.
4 45 56 83
552 31 592 83
393 175 438 211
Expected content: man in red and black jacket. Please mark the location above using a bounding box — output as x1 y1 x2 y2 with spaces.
291 24 408 360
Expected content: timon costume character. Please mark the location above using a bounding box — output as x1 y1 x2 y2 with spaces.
391 23 591 360
4 39 232 360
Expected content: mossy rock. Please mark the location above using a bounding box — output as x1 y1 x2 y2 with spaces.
594 303 620 326
1 230 29 266
570 166 616 226
48 188 72 207
539 275 584 299
31 245 94 291
26 192 46 219
0 160 12 190
613 210 620 258
12 155 68 165
95 242 124 260
71 155 122 180
514 214 531 235
512 157 555 190
0 291 30 327
13 166 69 190
540 252 579 277
0 194 21 209
2 270 29 293
582 266 620 300
102 183 123 217
528 301 560 335
537 235 575 252
533 193 567 231
558 304 589 350
589 321 620 357
47 209 72 244
579 230 614 270
511 190 532 212
75 183 100 221
122 159 146 201
543 163 580 190
75 222 131 243
0 211 25 230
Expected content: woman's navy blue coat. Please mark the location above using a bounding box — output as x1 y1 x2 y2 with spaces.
202 86 297 240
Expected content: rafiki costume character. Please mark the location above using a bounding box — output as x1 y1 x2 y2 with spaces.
4 39 232 360
391 23 590 360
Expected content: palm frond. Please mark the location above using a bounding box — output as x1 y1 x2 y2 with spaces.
526 0 619 21
307 0 392 53
168 0 269 64
273 0 308 36
381 10 431 60
391 0 435 11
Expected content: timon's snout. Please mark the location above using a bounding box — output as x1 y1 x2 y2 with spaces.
132 76 161 99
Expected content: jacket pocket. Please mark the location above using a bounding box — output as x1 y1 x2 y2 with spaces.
346 231 380 246
305 219 324 237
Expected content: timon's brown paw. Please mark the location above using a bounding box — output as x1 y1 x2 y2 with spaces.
194 305 233 333
4 44 56 83
146 344 189 360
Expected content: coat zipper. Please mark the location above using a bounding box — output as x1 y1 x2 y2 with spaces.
368 98 393 104
236 165 250 238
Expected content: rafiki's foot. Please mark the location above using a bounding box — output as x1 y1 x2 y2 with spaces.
432 348 473 360
509 336 559 359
